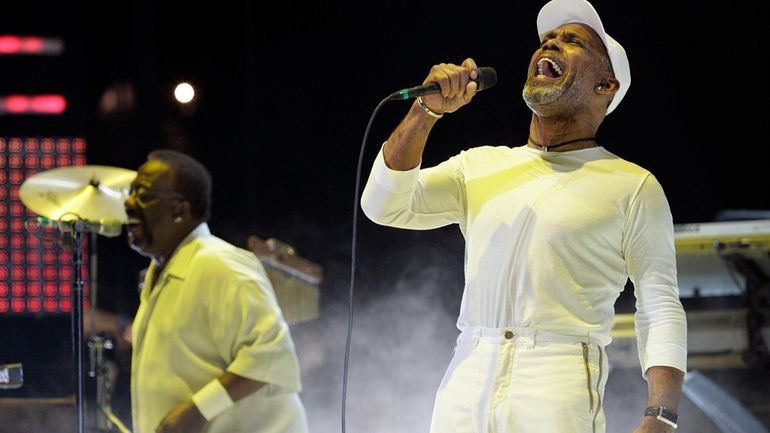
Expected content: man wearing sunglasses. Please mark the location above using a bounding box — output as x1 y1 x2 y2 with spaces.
124 149 309 433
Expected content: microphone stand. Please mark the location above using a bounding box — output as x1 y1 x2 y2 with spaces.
64 222 86 433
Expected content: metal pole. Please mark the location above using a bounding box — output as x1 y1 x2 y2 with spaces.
88 230 114 430
70 226 85 433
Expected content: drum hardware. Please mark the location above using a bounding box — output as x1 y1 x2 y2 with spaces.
20 165 135 433
88 334 121 431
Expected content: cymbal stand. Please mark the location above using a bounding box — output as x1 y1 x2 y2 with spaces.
63 222 86 433
87 230 119 431
88 334 116 431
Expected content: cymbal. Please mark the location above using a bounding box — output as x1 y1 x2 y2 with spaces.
19 165 137 223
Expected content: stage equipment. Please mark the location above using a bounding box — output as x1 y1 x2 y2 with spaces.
0 362 23 389
674 219 770 369
19 164 136 223
19 165 135 433
247 236 322 324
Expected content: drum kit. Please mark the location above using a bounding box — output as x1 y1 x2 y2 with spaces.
18 164 136 433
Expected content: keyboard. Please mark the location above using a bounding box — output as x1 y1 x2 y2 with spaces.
674 219 770 298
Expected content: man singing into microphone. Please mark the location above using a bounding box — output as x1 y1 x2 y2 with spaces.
124 149 309 433
360 0 687 432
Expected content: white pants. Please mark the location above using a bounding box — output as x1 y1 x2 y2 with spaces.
429 327 608 433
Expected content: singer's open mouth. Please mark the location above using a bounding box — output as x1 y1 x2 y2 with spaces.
536 57 563 78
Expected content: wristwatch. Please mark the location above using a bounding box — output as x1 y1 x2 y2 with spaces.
644 405 678 430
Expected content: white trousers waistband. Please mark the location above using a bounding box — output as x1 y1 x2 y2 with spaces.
458 326 602 347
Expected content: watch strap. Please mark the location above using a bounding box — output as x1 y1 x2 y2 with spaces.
644 405 678 429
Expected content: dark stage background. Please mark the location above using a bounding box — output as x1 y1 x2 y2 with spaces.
1 1 769 432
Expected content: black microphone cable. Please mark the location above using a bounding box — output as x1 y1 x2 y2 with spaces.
343 93 391 433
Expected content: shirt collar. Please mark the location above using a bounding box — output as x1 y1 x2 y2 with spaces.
159 222 211 280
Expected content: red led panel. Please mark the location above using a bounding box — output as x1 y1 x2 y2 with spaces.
0 35 64 56
0 136 90 315
0 94 67 115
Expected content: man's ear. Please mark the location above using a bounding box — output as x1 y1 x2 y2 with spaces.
596 78 619 92
173 199 192 221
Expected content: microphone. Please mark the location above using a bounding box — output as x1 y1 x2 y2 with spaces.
387 66 498 101
34 216 124 238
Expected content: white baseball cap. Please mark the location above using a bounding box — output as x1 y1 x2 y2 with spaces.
536 0 630 115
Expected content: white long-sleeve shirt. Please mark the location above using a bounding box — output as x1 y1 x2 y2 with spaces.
361 144 687 375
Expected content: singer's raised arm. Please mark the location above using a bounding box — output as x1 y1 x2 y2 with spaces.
382 57 480 171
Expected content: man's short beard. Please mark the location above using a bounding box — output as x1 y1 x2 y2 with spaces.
522 83 563 116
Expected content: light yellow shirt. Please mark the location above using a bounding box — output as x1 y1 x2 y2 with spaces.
361 145 687 376
130 223 308 433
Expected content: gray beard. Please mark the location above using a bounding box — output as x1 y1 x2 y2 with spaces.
522 84 561 116
521 73 588 118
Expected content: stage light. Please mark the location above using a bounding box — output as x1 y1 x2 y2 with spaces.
174 82 195 104
0 94 67 115
0 35 64 56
